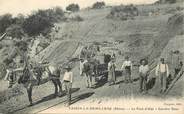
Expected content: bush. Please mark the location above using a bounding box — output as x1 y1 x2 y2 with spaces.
53 7 64 17
0 14 13 34
168 0 176 3
0 14 26 39
92 2 105 9
12 14 25 25
6 24 25 39
70 15 84 21
66 4 80 12
157 0 177 4
107 4 138 21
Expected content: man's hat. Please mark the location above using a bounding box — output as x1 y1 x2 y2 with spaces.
79 58 84 61
160 58 164 61
64 65 72 69
140 58 148 64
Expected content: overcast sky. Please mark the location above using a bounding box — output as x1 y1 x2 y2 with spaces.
0 0 158 16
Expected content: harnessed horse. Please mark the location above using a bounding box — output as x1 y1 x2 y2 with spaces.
17 62 63 106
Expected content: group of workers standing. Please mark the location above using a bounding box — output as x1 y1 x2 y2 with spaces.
107 53 183 94
79 44 183 95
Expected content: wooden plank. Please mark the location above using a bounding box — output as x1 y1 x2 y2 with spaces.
164 70 184 95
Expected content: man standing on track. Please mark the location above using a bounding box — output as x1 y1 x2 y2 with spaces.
63 65 73 106
121 56 133 83
139 59 149 94
155 58 169 93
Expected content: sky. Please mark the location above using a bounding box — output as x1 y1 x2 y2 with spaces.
0 0 158 16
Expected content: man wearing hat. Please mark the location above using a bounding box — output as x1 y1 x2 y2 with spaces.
155 58 169 93
63 65 73 106
121 56 133 83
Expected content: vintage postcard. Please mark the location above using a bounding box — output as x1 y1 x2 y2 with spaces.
0 0 183 114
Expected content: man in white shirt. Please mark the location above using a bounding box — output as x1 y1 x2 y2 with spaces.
121 56 133 83
139 59 149 93
155 58 169 93
63 65 73 106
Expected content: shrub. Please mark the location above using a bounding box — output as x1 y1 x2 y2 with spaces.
53 7 64 17
66 4 80 12
71 15 84 21
107 4 138 21
92 2 105 9
0 13 26 39
12 14 25 25
157 0 177 4
0 14 13 34
6 24 25 39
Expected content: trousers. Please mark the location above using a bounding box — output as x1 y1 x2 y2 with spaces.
159 72 167 92
63 81 72 105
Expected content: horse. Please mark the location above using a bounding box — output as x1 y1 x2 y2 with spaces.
17 62 64 106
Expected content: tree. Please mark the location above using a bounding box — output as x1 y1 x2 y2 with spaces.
66 4 80 12
0 14 13 34
53 6 64 17
92 2 105 9
12 14 25 25
22 8 65 36
22 10 54 36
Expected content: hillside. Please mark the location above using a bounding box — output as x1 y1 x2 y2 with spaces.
35 3 183 65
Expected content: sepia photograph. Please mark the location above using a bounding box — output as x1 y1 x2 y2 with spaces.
0 0 183 114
